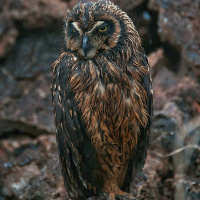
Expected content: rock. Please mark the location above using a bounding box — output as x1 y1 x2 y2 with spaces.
0 25 18 59
0 134 67 200
67 0 146 11
151 61 179 111
3 164 40 197
2 0 68 30
0 29 62 136
148 0 200 77
131 150 171 200
151 111 176 151
0 14 19 59
149 49 200 117
0 0 67 59
112 0 146 12
147 48 164 73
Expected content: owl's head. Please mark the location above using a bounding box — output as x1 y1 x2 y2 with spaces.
63 0 141 59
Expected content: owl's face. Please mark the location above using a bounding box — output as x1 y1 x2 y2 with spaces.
64 1 125 59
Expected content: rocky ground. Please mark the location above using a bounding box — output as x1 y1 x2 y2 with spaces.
0 0 200 200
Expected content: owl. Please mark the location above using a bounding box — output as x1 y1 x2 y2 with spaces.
51 1 153 200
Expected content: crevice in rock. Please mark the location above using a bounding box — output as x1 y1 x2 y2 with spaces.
128 0 162 54
162 43 181 73
0 130 40 140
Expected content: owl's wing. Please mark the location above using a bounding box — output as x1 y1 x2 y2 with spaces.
51 53 97 199
132 51 153 176
123 50 153 191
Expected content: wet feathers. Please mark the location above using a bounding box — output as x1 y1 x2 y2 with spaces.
51 1 153 199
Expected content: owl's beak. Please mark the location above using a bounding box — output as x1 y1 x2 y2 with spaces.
82 35 90 56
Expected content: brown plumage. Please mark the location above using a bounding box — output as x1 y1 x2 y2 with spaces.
51 1 153 199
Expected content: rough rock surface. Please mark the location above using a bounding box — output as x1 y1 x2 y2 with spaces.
0 0 200 200
0 30 62 136
0 0 67 59
67 0 146 12
149 49 200 117
0 135 67 200
148 0 200 77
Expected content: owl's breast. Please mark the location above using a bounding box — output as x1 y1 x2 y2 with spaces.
70 59 148 153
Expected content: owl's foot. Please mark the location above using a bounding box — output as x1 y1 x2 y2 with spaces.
101 181 137 200
99 190 137 200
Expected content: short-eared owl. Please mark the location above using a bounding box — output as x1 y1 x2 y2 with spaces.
51 1 153 199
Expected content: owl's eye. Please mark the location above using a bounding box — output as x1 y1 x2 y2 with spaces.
99 26 108 32
72 28 76 33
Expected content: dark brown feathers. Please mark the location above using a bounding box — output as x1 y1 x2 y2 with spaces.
51 1 153 199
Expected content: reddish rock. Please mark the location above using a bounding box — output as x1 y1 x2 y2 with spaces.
148 0 200 77
0 14 18 59
2 0 68 29
0 0 68 58
0 30 62 136
0 25 18 59
0 135 67 200
67 0 146 11
149 49 200 117
112 0 146 12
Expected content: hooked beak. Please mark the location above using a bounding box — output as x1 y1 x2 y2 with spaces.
82 35 90 56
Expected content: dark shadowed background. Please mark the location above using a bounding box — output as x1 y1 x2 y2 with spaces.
0 0 200 199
